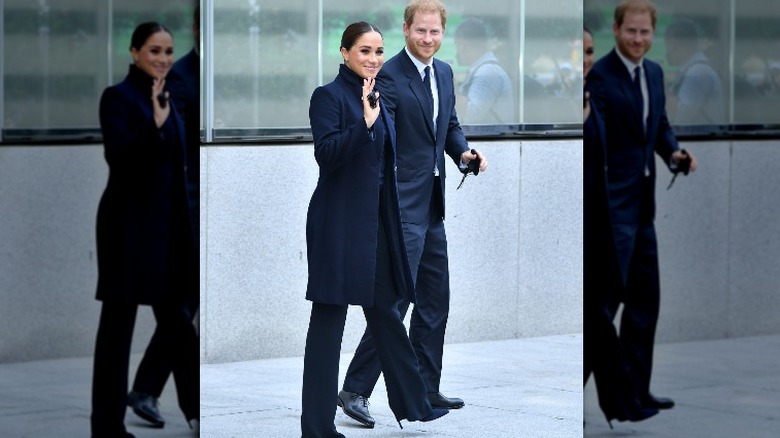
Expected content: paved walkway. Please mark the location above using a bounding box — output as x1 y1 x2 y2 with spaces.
0 353 196 438
3 333 778 437
584 334 780 438
201 335 583 438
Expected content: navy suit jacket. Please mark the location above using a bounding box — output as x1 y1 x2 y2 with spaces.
588 49 680 283
306 64 414 307
377 49 469 224
168 48 200 235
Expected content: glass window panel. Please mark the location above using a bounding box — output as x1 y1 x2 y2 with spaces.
4 0 107 129
733 0 780 125
2 0 195 131
521 0 584 124
212 0 318 129
209 0 583 133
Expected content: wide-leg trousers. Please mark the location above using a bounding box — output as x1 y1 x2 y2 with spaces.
342 180 449 397
300 210 433 437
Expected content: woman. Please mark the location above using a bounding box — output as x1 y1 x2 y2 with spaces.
91 22 198 437
583 26 658 428
301 21 447 438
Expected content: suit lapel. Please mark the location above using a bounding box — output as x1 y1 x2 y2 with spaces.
400 50 435 140
609 51 645 139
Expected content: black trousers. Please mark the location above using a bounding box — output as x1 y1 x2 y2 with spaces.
91 295 199 436
131 295 199 420
609 222 661 399
300 212 433 438
343 180 449 397
584 275 646 419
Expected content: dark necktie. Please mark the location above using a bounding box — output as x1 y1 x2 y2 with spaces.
423 66 434 117
633 66 643 111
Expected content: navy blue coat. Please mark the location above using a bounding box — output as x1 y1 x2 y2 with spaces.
377 49 469 224
95 64 190 305
306 64 414 307
588 49 680 283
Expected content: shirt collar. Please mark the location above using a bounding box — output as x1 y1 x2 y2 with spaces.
405 46 434 79
615 46 644 75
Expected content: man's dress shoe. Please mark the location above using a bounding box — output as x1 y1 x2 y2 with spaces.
337 390 375 428
127 390 165 428
641 393 675 410
428 392 465 409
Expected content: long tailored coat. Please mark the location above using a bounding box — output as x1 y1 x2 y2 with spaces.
377 49 469 225
587 49 679 285
306 64 414 307
96 64 191 305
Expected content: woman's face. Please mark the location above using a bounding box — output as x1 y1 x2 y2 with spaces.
341 31 384 79
583 31 594 77
131 31 174 79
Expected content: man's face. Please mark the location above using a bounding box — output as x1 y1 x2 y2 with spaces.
613 11 654 64
403 11 444 64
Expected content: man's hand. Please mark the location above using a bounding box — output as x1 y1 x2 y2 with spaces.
671 149 697 173
461 149 488 173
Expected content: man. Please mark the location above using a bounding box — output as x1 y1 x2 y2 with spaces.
127 5 200 433
587 0 697 415
583 26 658 426
337 0 487 428
664 17 724 126
454 18 513 124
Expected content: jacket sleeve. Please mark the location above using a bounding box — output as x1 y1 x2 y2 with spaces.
652 68 680 169
309 85 379 173
442 65 470 166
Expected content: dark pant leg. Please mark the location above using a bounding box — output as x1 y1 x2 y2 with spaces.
132 327 170 398
586 287 646 419
408 216 449 393
361 217 432 422
342 298 411 398
91 300 137 436
301 302 348 438
141 297 199 421
619 223 661 398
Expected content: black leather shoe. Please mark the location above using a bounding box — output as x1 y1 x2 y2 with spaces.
127 390 165 428
641 393 675 410
428 392 465 409
337 390 375 428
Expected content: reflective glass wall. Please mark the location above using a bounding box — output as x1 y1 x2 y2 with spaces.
1 0 197 140
207 0 584 140
585 0 780 130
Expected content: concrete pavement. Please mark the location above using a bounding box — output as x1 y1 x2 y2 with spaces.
584 334 780 438
0 353 196 438
201 335 583 438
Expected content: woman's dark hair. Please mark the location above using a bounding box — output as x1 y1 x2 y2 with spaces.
584 26 592 37
340 21 382 50
130 21 172 51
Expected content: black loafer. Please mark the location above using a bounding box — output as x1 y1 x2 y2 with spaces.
641 393 675 410
337 390 375 428
127 390 165 428
428 392 465 409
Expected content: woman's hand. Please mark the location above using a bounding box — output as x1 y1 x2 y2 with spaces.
362 77 380 129
152 77 170 128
